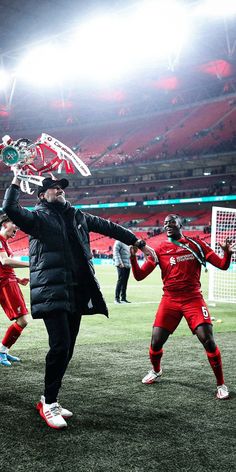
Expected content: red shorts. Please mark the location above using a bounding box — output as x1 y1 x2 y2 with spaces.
153 294 212 334
0 281 28 320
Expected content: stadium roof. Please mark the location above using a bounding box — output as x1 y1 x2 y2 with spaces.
0 0 138 58
0 0 236 132
0 1 235 64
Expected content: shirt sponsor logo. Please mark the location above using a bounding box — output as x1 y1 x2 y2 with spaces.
169 254 194 265
170 256 176 265
176 254 194 262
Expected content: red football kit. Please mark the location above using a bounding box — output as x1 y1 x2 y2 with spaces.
0 234 28 320
131 236 231 334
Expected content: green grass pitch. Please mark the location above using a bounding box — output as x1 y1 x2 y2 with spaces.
0 265 235 472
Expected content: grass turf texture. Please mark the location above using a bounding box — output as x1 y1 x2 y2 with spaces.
0 266 235 472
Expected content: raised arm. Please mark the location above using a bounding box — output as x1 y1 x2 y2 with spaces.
2 176 36 235
130 246 157 281
206 238 235 270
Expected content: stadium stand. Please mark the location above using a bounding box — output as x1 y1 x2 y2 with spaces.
2 94 236 259
47 96 236 168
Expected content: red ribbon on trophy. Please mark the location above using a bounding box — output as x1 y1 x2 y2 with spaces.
0 133 91 193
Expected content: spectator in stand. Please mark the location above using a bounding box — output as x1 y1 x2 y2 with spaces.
130 214 235 400
0 212 29 367
113 240 131 304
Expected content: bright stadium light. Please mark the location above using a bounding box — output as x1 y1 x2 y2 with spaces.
129 0 189 64
194 0 236 17
69 1 189 82
15 1 190 86
16 44 70 86
0 69 11 90
71 14 133 82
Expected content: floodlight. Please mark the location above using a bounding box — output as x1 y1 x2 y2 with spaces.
16 44 70 86
15 1 190 86
70 2 189 81
194 0 236 17
71 14 132 81
129 0 189 64
0 69 11 90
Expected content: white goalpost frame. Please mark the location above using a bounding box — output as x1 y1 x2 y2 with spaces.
208 206 236 303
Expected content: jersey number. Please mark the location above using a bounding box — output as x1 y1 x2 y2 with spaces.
202 306 209 319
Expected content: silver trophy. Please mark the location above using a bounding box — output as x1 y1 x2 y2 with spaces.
1 137 37 167
0 133 91 193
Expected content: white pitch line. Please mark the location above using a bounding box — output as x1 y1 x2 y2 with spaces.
108 300 159 305
103 285 158 287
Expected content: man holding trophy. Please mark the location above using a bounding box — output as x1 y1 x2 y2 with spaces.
1 133 157 430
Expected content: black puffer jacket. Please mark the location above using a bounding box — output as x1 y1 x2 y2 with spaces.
3 184 138 319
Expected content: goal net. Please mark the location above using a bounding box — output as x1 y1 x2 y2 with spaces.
208 206 236 303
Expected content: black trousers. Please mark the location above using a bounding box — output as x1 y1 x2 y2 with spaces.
43 310 82 404
115 267 130 301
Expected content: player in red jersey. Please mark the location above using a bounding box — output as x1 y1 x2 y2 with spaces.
0 213 29 366
130 214 235 400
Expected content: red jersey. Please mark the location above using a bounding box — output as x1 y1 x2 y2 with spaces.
0 234 17 285
131 236 231 297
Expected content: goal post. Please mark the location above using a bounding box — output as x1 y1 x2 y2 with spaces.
208 206 236 303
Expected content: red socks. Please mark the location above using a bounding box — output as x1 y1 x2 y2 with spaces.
1 322 23 349
149 346 163 373
206 346 224 386
149 345 224 385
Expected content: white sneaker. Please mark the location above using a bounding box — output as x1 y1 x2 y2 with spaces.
216 384 229 400
36 395 73 418
40 402 68 429
142 368 163 384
